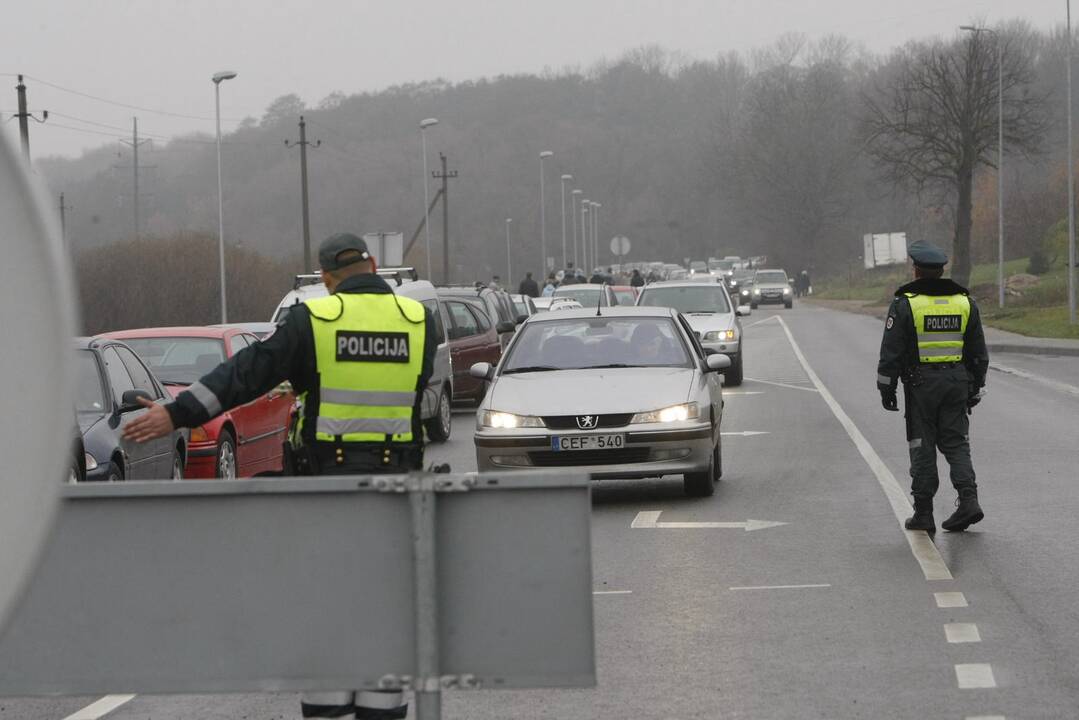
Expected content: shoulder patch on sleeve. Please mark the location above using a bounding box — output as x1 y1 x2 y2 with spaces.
886 316 894 331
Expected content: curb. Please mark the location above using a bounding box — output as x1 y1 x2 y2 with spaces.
985 342 1079 357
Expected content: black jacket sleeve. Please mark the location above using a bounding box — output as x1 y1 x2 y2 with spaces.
418 307 437 392
165 307 312 429
877 296 912 390
963 299 989 388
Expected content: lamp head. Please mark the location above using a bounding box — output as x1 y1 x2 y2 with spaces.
572 189 582 196
420 118 439 129
561 174 573 181
212 70 238 84
540 150 554 159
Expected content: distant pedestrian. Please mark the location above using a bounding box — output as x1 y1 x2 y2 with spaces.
589 269 604 284
518 271 540 298
877 240 988 534
562 262 577 286
489 275 503 291
800 269 811 297
542 273 557 296
630 269 645 288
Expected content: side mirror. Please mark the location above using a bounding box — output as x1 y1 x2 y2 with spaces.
705 354 731 373
736 305 752 316
495 321 516 335
469 362 494 382
119 389 154 413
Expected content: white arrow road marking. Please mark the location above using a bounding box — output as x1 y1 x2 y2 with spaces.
720 430 770 437
991 362 1079 397
744 377 818 392
744 315 780 328
63 695 136 720
722 390 765 396
631 510 787 532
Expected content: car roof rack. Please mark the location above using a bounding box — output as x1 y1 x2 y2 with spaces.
292 266 419 290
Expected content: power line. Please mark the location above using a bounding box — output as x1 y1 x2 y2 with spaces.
18 74 246 123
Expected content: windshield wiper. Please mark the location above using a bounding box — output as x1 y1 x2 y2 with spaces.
580 363 640 369
502 365 560 374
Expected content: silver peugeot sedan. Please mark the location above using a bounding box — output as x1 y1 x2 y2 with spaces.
636 281 745 385
470 306 729 496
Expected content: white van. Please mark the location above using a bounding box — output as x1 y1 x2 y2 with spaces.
271 268 453 442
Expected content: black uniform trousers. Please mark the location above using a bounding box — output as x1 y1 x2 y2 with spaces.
299 442 422 720
903 364 977 501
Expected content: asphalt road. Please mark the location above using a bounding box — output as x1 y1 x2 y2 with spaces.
3 303 1078 719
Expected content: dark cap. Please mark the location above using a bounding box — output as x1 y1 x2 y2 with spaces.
318 233 370 271
908 240 948 269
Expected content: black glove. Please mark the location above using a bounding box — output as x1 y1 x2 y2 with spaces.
880 387 898 411
967 386 983 410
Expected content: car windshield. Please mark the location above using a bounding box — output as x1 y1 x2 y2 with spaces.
614 290 637 306
512 298 529 316
690 261 707 271
637 286 731 314
755 271 788 284
74 350 107 413
552 287 603 307
711 260 734 271
502 316 692 372
120 337 226 384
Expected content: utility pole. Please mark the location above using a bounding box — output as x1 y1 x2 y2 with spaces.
286 115 321 271
58 192 72 245
14 75 47 163
432 153 458 284
1069 0 1077 324
117 118 153 242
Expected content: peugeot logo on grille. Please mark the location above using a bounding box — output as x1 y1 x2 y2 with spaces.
576 415 599 430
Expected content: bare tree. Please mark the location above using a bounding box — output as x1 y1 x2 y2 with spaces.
863 29 1047 285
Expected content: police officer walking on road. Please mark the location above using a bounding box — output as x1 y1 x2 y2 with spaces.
877 240 988 533
124 232 437 720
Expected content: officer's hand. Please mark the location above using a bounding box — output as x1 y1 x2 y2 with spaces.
967 388 983 410
122 397 176 443
880 388 899 412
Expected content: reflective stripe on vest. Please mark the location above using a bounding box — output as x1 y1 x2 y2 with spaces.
905 292 970 363
304 292 426 444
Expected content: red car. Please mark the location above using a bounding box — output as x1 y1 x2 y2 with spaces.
440 297 504 406
609 285 640 306
100 327 294 479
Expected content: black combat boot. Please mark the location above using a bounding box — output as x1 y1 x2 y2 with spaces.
904 498 935 533
942 488 983 532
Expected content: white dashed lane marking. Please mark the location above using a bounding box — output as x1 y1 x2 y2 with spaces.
945 623 982 643
966 716 1006 720
730 584 831 591
62 695 136 720
955 664 997 689
593 590 632 595
935 591 969 608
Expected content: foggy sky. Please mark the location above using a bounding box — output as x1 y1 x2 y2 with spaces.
2 0 1065 159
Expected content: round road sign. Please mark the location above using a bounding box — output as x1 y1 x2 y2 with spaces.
0 134 73 633
610 236 631 257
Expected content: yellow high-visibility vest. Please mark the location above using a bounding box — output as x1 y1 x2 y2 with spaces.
905 293 969 363
302 292 426 443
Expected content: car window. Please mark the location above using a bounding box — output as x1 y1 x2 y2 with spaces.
755 271 788 283
121 337 227 384
446 301 480 339
501 316 692 372
552 286 603 307
115 345 160 398
101 346 135 405
74 350 108 413
638 285 732 314
422 299 447 344
228 334 248 356
466 301 492 332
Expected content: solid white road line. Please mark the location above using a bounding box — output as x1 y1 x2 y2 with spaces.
965 716 1006 720
991 362 1079 398
62 695 137 720
945 623 982 643
774 316 954 581
743 376 819 393
955 663 997 689
935 591 969 608
729 584 831 591
593 590 633 595
720 431 770 437
722 391 766 396
632 510 787 532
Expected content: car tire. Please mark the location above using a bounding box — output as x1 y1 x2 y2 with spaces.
215 430 238 480
750 301 758 310
425 386 453 443
715 441 723 482
170 445 185 480
726 352 744 386
784 300 793 309
683 443 718 497
105 459 124 483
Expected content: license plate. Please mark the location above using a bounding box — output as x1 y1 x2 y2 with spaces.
551 434 625 451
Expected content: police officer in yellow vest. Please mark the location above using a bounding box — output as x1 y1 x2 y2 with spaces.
124 232 437 720
877 240 989 534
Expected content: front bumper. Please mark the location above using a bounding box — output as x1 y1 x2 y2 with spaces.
752 292 791 305
702 338 740 358
182 441 219 479
475 423 715 479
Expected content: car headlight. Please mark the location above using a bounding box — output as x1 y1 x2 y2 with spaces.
783 287 791 294
703 330 736 342
752 288 761 295
741 289 750 297
481 410 545 429
631 402 700 424
84 452 98 471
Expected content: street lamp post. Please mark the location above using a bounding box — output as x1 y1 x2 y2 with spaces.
539 151 553 275
212 70 237 324
420 118 439 281
560 174 573 268
571 189 583 270
1068 1 1077 324
961 25 1004 308
592 202 601 270
581 203 590 273
505 218 513 286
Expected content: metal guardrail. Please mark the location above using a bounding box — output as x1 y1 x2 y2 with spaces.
0 474 595 720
